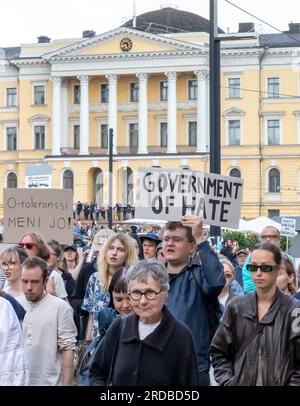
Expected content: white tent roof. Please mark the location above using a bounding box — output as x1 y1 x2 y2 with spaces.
246 216 281 234
123 218 167 226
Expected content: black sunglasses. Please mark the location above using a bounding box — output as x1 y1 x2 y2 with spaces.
246 264 280 273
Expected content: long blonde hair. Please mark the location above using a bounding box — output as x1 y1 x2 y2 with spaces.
96 233 138 289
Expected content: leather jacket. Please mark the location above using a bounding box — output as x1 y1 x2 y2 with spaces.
210 288 300 386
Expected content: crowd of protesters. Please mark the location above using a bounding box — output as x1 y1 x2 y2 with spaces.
1 218 300 387
73 201 135 222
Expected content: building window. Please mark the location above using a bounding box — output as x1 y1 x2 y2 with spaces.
129 123 138 148
188 80 197 100
74 85 80 104
74 125 80 149
34 85 45 105
7 172 17 188
228 120 240 145
269 168 280 193
267 77 279 98
160 122 167 147
6 88 17 106
100 84 108 103
130 83 139 102
63 170 74 190
101 124 108 148
228 77 240 98
229 168 241 178
267 119 280 145
160 81 168 101
34 125 45 149
268 209 280 218
188 121 197 147
6 127 17 151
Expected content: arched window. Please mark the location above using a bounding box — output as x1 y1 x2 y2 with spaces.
7 172 17 188
63 170 74 190
229 168 241 178
269 168 280 193
93 169 103 203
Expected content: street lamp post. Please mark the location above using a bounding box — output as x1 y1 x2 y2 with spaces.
209 0 221 238
108 128 113 230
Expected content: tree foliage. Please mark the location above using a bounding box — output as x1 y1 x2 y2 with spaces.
222 231 259 249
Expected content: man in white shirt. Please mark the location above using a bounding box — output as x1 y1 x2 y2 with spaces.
19 256 77 386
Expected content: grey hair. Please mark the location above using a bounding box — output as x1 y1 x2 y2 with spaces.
125 260 170 292
218 255 235 275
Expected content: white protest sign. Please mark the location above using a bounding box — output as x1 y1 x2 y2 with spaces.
281 218 296 237
3 189 73 244
135 168 243 229
25 166 52 188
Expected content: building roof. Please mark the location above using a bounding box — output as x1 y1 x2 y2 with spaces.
3 47 21 59
122 6 224 34
260 33 300 48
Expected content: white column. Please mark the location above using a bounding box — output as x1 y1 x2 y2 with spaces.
60 79 68 149
195 69 209 152
78 75 89 155
106 74 118 154
51 77 61 155
136 73 148 154
165 72 177 153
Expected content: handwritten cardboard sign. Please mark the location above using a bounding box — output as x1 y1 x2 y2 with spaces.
3 189 73 244
135 168 243 229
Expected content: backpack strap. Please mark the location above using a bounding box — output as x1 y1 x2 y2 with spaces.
235 323 264 361
106 317 126 386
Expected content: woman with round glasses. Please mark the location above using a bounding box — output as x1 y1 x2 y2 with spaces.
89 260 199 386
1 246 28 298
210 242 300 386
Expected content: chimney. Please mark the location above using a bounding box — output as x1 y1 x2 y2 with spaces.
82 30 96 38
238 22 255 33
37 35 51 43
288 22 300 33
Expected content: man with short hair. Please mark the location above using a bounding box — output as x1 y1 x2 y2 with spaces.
18 256 77 386
140 233 161 260
163 215 225 385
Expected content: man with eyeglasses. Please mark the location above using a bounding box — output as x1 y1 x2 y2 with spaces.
162 215 225 386
242 226 281 293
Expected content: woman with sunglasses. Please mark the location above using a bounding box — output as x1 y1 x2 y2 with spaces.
19 232 68 300
210 242 300 386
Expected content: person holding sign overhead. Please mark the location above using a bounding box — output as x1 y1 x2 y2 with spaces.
162 214 225 385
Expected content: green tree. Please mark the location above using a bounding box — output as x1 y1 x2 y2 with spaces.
222 231 259 249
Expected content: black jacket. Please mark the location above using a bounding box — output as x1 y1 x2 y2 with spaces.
89 306 199 386
210 288 300 386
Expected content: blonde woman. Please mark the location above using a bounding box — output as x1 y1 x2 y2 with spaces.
1 246 28 298
82 233 137 341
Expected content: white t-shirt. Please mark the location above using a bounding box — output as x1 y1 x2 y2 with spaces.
138 320 161 340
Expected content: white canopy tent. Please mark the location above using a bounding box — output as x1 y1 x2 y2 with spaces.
246 216 281 234
123 218 167 226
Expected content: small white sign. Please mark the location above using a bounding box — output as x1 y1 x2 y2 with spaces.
281 218 296 237
25 174 52 189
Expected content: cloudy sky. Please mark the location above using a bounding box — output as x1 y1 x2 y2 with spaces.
0 0 299 47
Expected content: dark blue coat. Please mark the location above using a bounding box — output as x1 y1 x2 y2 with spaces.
166 241 225 373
